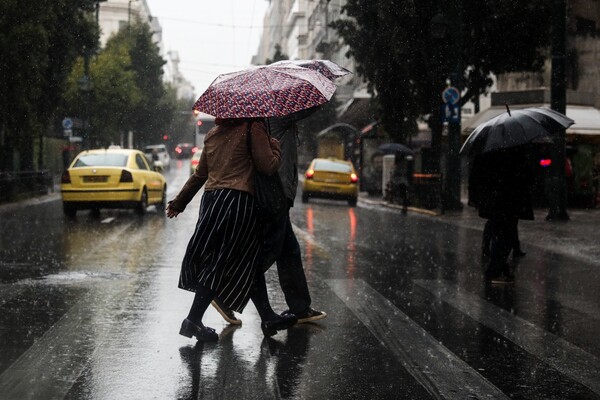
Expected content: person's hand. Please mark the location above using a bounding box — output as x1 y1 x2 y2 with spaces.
166 203 180 218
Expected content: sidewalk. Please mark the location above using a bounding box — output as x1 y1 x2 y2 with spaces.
360 193 600 267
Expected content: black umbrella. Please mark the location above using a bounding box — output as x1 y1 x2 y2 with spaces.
378 143 414 156
460 107 574 156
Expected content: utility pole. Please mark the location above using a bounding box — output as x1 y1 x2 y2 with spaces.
546 0 569 221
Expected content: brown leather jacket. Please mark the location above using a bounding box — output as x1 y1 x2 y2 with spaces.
169 120 281 212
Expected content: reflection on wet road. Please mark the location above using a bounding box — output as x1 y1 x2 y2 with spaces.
1 161 599 399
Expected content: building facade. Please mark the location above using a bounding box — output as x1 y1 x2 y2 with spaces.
97 0 194 99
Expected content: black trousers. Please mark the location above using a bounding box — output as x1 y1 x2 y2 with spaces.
261 211 312 314
486 217 517 277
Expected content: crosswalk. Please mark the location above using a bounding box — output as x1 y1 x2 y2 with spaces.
327 278 600 399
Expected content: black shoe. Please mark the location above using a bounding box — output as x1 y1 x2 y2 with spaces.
211 299 242 325
179 318 219 342
282 307 327 324
261 314 297 337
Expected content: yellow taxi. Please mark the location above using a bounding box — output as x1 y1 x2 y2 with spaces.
60 148 167 217
301 158 359 206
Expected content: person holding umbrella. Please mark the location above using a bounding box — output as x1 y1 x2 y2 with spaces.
463 106 574 283
167 117 297 340
168 64 337 340
468 148 534 283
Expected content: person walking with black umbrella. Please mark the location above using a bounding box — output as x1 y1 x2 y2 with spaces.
469 147 535 283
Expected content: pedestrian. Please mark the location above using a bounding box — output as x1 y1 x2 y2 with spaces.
389 154 411 214
166 117 297 341
211 113 327 326
468 147 534 283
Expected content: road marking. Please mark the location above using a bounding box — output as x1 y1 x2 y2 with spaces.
414 279 600 396
521 283 600 322
0 282 129 400
326 279 508 400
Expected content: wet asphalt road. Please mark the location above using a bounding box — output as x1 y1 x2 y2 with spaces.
1 160 599 400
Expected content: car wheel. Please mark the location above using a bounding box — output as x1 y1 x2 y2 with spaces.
348 197 357 207
301 193 309 203
63 202 77 218
136 188 148 216
156 185 167 214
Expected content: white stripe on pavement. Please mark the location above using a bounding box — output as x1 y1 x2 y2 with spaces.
326 279 508 400
414 279 600 396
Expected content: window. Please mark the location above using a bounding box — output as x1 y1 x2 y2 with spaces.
136 154 150 170
73 154 128 167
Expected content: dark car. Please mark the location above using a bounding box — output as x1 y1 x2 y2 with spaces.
175 143 197 159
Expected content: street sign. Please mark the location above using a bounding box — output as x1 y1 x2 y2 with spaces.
63 129 73 137
62 118 73 130
442 87 460 105
442 103 461 123
69 136 82 143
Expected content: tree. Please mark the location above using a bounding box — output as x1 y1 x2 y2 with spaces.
332 0 553 144
109 21 168 145
64 20 173 147
265 44 288 65
0 0 98 171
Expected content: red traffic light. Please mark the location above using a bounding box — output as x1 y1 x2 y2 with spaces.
539 159 552 167
163 134 169 140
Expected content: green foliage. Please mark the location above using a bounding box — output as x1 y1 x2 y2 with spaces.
0 0 98 170
265 44 289 65
332 0 552 143
64 20 173 147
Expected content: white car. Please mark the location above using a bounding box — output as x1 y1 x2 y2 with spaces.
143 144 171 172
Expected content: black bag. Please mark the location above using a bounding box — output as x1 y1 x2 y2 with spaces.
246 122 287 222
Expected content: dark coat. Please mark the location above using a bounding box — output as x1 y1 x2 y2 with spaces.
468 148 534 221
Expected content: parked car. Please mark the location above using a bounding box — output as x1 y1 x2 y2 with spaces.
175 143 197 159
60 148 167 217
302 158 359 206
190 148 203 175
143 144 171 171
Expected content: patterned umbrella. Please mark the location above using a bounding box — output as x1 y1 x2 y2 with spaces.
192 65 337 119
269 59 352 81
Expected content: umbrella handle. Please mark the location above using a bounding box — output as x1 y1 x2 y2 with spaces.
505 103 511 116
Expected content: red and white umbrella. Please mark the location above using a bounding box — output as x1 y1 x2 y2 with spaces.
269 59 352 81
192 65 337 119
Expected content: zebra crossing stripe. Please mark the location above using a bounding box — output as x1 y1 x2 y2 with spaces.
326 279 508 400
414 279 600 396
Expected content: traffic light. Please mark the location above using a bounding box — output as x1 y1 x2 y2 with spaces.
163 134 169 141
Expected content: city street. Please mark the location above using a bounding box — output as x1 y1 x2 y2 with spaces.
1 160 599 400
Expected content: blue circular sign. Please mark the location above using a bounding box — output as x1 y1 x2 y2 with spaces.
442 87 460 105
62 118 73 129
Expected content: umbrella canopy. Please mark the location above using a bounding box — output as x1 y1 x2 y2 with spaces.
460 107 574 156
192 65 336 119
378 143 414 156
269 59 352 81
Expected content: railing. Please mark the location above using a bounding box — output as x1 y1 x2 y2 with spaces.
0 170 54 203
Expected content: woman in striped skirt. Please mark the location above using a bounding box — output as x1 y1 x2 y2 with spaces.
166 118 297 341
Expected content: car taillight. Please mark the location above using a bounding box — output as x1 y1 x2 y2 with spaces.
61 171 71 184
305 169 315 179
192 146 198 153
175 147 182 154
119 170 133 183
350 173 358 183
191 159 200 166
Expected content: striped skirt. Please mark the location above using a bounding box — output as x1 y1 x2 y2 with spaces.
179 189 261 313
